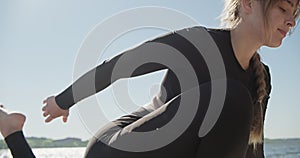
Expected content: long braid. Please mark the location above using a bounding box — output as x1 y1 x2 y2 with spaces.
249 53 267 148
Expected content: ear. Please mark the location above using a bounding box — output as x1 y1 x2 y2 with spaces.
241 0 253 14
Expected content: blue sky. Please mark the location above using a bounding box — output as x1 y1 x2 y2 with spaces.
0 0 299 140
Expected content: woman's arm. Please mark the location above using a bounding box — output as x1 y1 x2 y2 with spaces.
55 51 167 110
42 38 170 122
42 27 206 123
54 31 185 110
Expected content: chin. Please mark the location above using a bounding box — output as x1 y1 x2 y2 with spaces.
265 41 282 48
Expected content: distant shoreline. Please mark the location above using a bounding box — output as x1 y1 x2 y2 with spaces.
1 137 299 149
0 137 88 149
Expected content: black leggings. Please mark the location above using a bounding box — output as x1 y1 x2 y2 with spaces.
5 80 253 158
5 131 35 158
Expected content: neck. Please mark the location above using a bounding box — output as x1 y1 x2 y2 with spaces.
230 23 262 70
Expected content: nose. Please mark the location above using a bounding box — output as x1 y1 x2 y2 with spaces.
286 15 296 28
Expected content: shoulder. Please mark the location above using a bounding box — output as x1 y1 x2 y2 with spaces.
148 26 229 43
146 26 211 48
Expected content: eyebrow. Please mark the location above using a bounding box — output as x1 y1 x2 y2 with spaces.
284 0 295 8
283 0 298 14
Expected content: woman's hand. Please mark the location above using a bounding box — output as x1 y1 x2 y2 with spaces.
42 96 69 123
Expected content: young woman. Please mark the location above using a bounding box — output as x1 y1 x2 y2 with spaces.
1 0 299 157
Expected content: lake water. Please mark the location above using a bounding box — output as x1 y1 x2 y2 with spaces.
264 139 300 158
0 147 85 158
0 140 299 158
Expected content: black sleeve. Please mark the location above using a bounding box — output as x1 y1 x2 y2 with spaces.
54 33 178 110
246 64 272 158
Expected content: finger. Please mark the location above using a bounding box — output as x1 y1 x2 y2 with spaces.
62 112 69 123
43 111 49 117
45 116 53 123
43 99 47 104
42 106 46 111
62 116 68 123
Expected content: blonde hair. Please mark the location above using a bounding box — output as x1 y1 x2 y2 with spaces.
220 0 300 149
221 0 300 28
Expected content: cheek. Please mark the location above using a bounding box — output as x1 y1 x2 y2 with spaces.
263 12 282 38
268 9 284 28
269 17 280 28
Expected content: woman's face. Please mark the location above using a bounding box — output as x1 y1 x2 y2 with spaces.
263 0 298 47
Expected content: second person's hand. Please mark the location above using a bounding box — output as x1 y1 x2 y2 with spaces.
42 96 69 123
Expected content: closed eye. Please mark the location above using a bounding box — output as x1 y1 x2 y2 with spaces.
279 7 287 13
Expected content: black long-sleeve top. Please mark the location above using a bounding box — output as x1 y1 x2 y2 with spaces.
55 26 271 158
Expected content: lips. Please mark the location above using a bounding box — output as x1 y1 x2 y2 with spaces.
278 29 287 37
